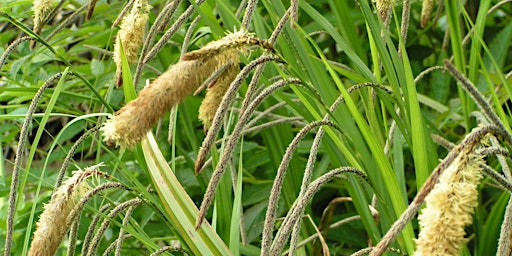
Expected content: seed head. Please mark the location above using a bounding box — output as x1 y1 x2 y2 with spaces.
102 57 222 148
198 60 239 133
103 30 269 148
373 0 396 24
414 152 483 256
33 0 54 34
182 29 274 61
421 0 436 28
113 0 151 87
28 165 105 256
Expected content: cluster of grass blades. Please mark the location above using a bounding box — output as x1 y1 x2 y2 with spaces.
1 0 512 255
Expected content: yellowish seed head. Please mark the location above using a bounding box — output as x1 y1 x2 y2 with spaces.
103 30 267 148
414 153 483 256
113 0 151 87
421 0 436 28
28 165 104 256
33 0 54 34
198 60 240 133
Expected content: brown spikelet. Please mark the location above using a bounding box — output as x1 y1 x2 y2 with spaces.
113 0 151 87
28 165 105 256
414 152 483 256
32 0 54 34
421 0 436 28
198 60 239 133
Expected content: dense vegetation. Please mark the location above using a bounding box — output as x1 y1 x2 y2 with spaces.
1 0 512 255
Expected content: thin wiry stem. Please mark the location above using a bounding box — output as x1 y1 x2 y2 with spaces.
85 198 143 256
242 117 305 134
68 182 129 230
353 247 406 256
67 220 80 256
195 77 300 228
282 215 362 255
4 71 73 256
56 124 101 187
498 196 512 256
0 36 34 72
194 63 230 96
45 4 88 42
112 0 135 27
103 234 133 256
491 135 512 179
270 167 369 255
155 0 183 33
81 203 113 256
288 131 325 255
86 0 99 19
181 15 200 58
398 0 410 57
269 9 290 45
261 120 338 255
479 164 512 193
290 0 299 29
149 245 189 256
475 146 511 158
414 66 446 84
444 60 512 145
242 0 258 28
133 0 182 85
235 0 249 18
194 55 281 174
167 14 201 143
431 134 457 150
143 0 206 64
245 99 301 128
432 134 512 191
370 125 505 255
115 203 138 256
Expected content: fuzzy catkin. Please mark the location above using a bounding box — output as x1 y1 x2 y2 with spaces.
113 0 150 87
102 29 272 148
198 60 239 132
32 0 53 34
414 153 484 256
28 167 101 256
103 57 222 148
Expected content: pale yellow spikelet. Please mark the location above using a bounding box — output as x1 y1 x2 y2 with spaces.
28 164 104 256
113 0 151 87
33 0 54 34
373 0 396 23
414 152 484 256
421 0 436 28
198 60 239 133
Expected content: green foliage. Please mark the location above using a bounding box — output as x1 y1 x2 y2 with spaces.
1 0 512 255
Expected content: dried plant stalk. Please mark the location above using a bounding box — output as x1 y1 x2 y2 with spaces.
28 165 105 256
113 0 151 87
414 152 484 255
